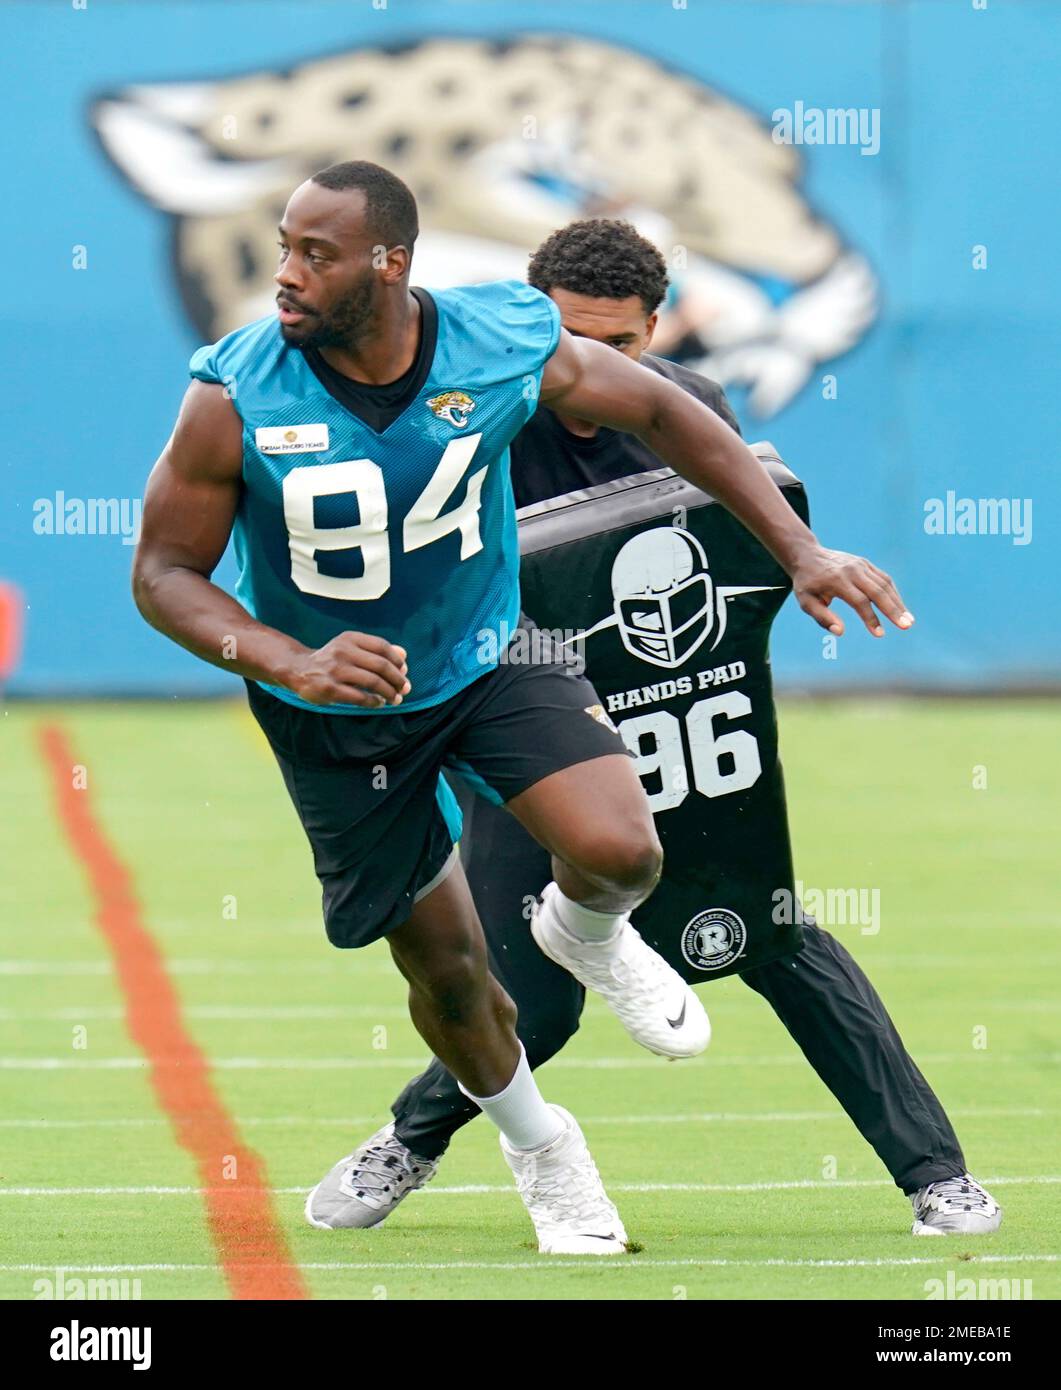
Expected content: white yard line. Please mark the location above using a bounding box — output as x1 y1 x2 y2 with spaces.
0 1106 1047 1130
2 1052 1057 1069
0 960 393 977
4 1003 1059 1023
0 1006 410 1021
2 1176 1057 1197
1 1254 1056 1273
494 1107 1054 1125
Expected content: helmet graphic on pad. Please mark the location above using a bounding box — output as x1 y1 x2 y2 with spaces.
611 528 714 669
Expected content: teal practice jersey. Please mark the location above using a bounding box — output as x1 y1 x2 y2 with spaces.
189 280 561 713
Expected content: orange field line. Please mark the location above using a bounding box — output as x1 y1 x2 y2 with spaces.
36 723 307 1301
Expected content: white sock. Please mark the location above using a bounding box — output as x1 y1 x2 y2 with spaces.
547 883 626 944
459 1046 564 1151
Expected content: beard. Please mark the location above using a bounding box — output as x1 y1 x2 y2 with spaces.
281 274 377 351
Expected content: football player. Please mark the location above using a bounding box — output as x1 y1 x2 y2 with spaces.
331 218 1001 1239
133 168 915 1253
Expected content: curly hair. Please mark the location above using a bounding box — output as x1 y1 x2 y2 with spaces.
527 219 670 314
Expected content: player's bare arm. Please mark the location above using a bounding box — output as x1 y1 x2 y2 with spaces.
540 330 913 639
131 380 409 708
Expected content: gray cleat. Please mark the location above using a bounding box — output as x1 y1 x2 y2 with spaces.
305 1122 438 1230
911 1173 1002 1235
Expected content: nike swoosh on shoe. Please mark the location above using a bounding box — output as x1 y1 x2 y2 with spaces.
666 999 687 1029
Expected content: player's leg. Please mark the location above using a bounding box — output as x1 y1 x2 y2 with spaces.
449 627 710 1057
328 789 591 1231
511 754 710 1053
311 859 626 1253
740 921 1001 1234
391 785 584 1161
384 857 523 1100
508 751 662 912
245 679 626 1252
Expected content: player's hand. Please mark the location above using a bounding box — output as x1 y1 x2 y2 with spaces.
287 633 411 707
790 547 914 638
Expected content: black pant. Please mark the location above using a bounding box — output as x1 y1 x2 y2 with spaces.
392 791 966 1195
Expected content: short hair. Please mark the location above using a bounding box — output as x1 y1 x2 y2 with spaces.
527 219 670 314
310 160 419 250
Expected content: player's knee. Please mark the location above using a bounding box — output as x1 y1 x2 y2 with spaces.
581 825 663 899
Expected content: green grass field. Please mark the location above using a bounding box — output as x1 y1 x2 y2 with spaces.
2 698 1058 1301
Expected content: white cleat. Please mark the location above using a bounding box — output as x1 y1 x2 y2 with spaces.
501 1105 629 1255
531 883 710 1059
304 1122 438 1230
911 1174 1002 1236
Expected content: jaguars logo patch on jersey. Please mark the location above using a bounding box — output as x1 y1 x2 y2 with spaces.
428 391 476 429
584 703 619 734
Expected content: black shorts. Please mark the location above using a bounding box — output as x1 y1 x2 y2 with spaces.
246 620 627 949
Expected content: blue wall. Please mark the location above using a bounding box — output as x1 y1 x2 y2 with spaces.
4 0 1057 693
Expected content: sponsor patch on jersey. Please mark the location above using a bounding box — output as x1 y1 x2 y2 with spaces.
255 424 330 454
427 390 476 428
680 907 747 972
584 703 619 734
